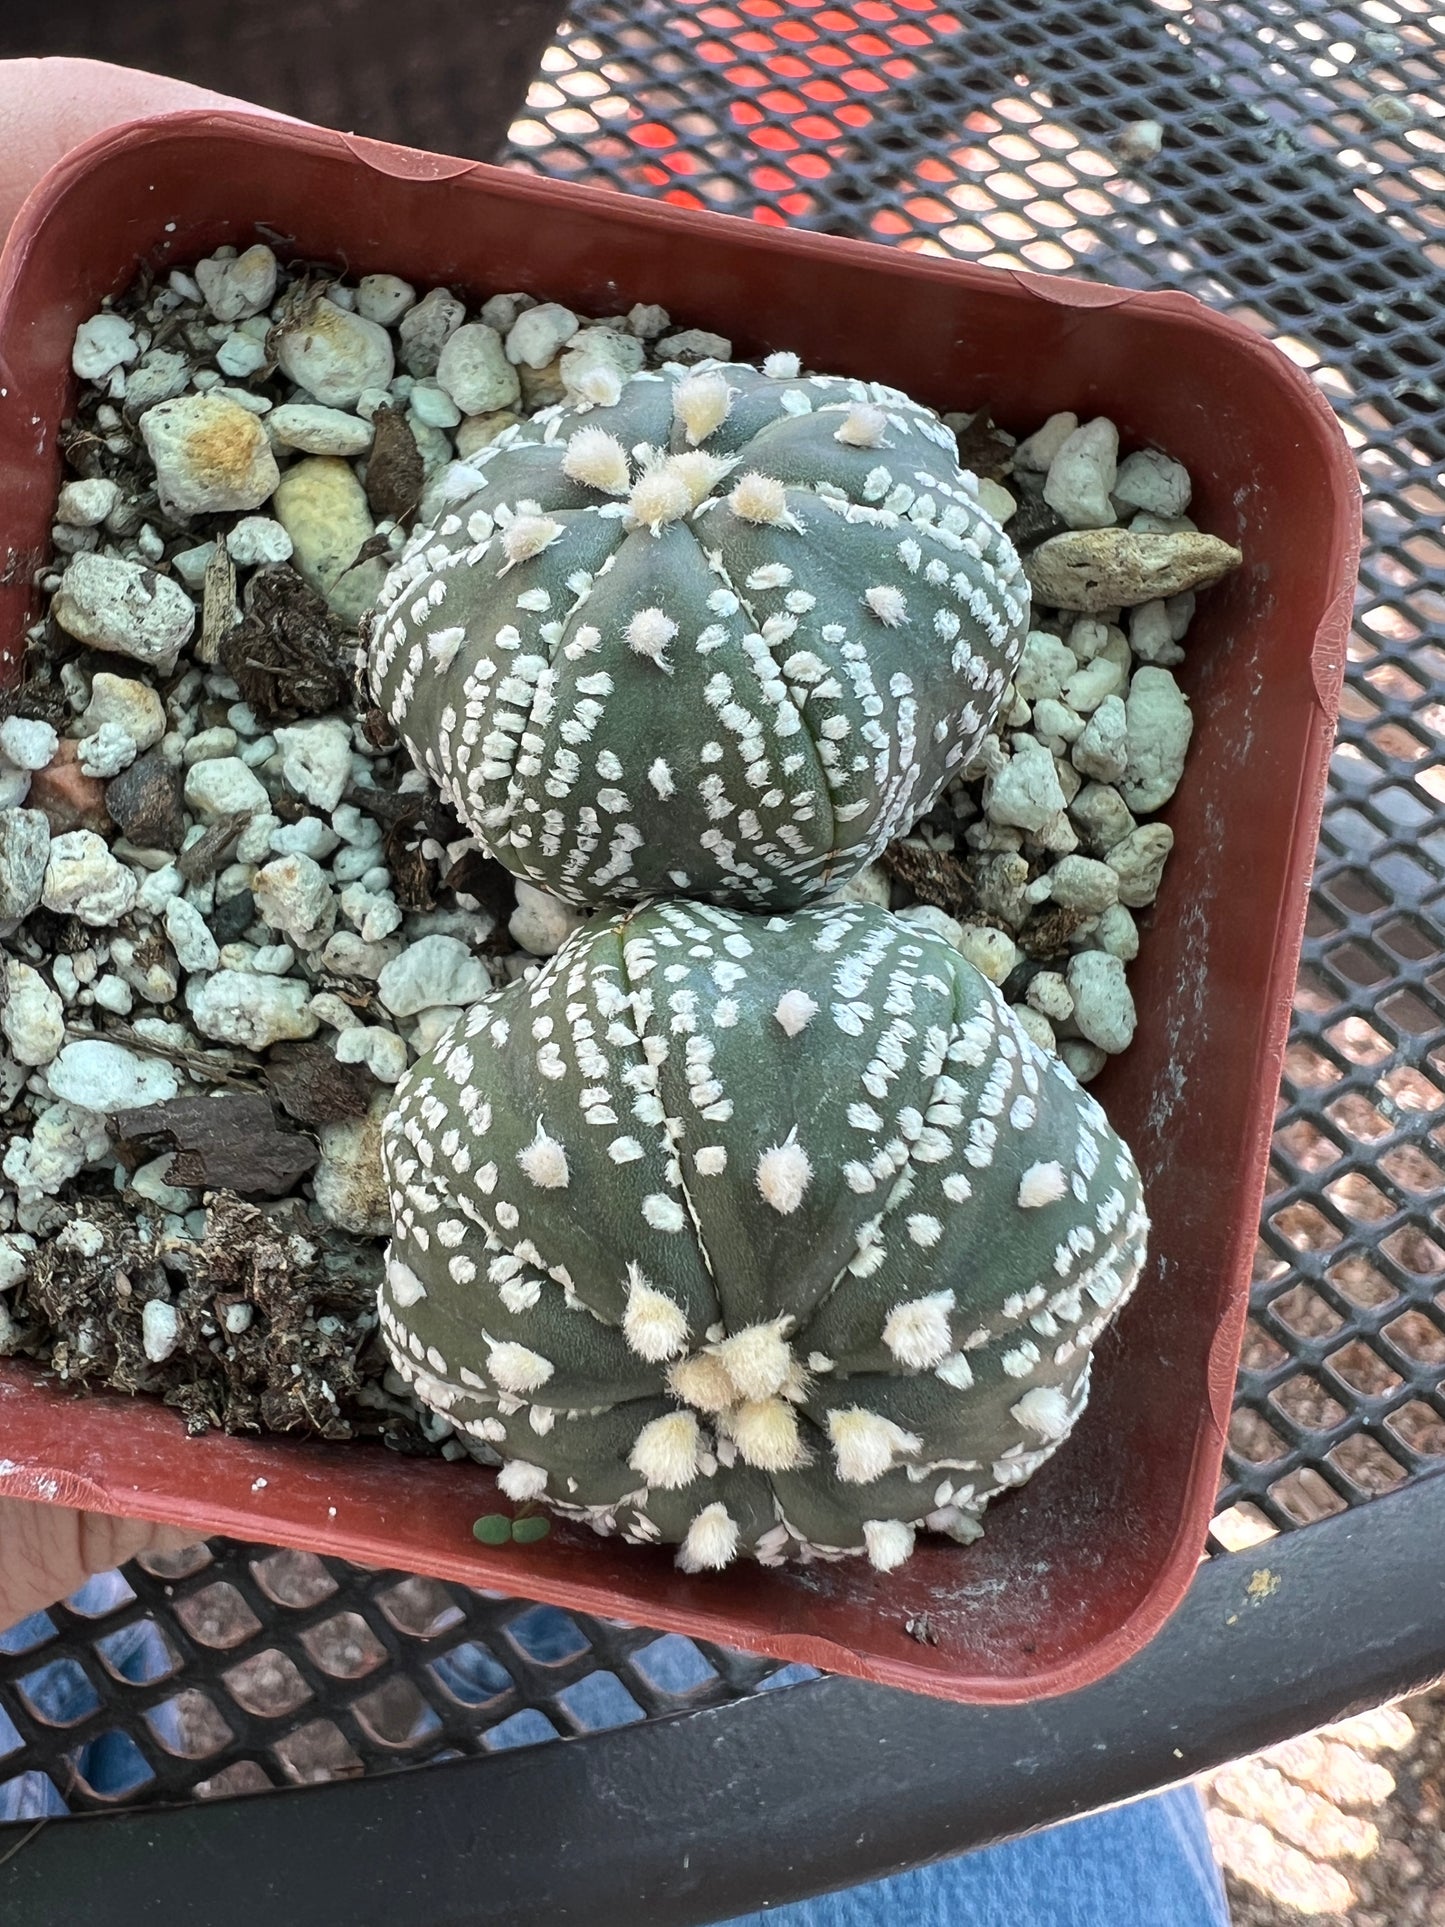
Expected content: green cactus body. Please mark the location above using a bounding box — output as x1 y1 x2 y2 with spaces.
377 901 1148 1574
364 360 1029 910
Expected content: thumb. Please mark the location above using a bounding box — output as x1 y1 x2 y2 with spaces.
0 57 289 243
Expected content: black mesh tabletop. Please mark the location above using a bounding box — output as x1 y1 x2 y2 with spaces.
1 2 1443 1920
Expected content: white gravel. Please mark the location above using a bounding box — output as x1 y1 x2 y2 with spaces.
47 1038 182 1111
52 554 195 670
376 934 490 1016
42 831 138 925
276 298 394 408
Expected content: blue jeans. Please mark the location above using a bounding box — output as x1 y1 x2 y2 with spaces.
2 1582 1228 1926
720 1787 1228 1925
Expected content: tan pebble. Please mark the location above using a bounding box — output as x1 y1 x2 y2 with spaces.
1026 530 1242 611
975 478 1016 524
456 411 520 459
518 354 567 409
956 922 1019 985
1013 1004 1057 1054
141 393 280 516
272 457 375 595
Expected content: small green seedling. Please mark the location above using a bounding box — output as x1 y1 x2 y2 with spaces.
473 1512 553 1547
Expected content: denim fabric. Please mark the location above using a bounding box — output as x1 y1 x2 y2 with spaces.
719 1786 1229 1927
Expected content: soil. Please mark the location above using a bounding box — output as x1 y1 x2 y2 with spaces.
1206 1689 1445 1927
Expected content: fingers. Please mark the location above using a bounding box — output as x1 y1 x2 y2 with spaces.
0 57 283 242
2 1496 205 1628
76 1509 204 1578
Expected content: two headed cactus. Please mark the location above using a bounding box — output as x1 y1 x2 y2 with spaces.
378 901 1148 1573
367 348 1149 1575
365 357 1029 910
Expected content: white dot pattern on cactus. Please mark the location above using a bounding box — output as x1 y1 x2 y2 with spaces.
364 359 1030 911
377 900 1149 1573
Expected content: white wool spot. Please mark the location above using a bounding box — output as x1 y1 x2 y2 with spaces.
500 1274 541 1314
678 1502 740 1573
773 988 819 1037
728 472 792 526
1018 1160 1069 1209
575 361 623 407
724 1397 807 1472
673 369 733 445
862 1518 915 1573
626 607 679 671
642 1193 686 1233
502 514 564 567
936 1352 976 1390
827 1408 923 1484
834 405 889 449
881 1289 956 1369
629 464 693 532
562 425 631 495
762 350 801 379
517 1123 569 1190
388 1259 427 1308
623 1266 690 1362
715 1320 794 1401
942 1172 973 1204
629 1410 702 1489
648 758 676 798
497 1459 548 1501
668 1351 737 1414
1011 1385 1074 1442
694 1145 728 1176
609 1136 645 1164
864 584 908 627
1001 1341 1041 1379
669 448 733 505
755 1132 812 1216
906 1213 943 1249
487 1340 555 1394
427 626 465 673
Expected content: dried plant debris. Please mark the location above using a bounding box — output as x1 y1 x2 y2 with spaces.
265 1039 376 1126
220 566 352 720
879 838 976 922
364 406 425 522
0 240 1240 1459
5 1194 412 1443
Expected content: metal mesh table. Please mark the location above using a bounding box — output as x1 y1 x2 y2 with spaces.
1 1 1443 1918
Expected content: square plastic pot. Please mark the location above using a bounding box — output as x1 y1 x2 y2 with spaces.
0 111 1358 1703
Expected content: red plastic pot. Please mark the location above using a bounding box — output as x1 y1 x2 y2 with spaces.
0 111 1357 1703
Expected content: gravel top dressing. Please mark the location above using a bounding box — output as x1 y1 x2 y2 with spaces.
0 240 1239 1573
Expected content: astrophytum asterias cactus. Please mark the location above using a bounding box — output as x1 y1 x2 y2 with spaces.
376 900 1148 1574
364 357 1029 910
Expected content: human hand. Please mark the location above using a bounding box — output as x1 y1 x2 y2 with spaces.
0 54 273 1625
0 55 276 242
1 1494 198 1630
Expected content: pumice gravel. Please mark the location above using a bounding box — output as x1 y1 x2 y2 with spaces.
0 240 1239 1565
